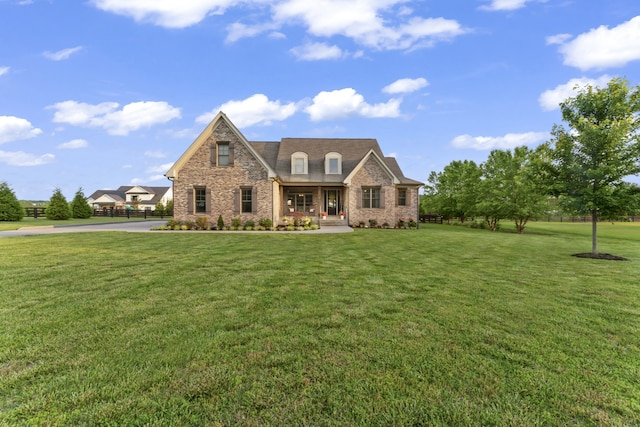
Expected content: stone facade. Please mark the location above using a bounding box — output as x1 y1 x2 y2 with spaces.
172 122 273 226
167 112 422 227
347 156 417 227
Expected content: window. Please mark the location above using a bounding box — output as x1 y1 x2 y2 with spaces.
328 158 339 174
195 187 206 213
241 188 252 213
291 152 308 174
218 143 229 166
362 187 380 209
287 192 313 212
325 152 342 174
397 188 407 206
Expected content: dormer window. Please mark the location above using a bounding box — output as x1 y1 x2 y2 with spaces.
325 152 342 174
291 152 308 174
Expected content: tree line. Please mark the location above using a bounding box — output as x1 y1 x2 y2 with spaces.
422 78 640 255
0 185 94 221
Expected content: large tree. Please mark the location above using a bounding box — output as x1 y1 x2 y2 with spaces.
477 145 552 233
551 78 640 255
424 160 481 223
0 181 25 221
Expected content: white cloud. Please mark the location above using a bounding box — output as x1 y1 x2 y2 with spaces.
272 2 467 50
290 42 344 61
545 33 571 45
57 139 88 149
197 94 297 127
538 76 612 111
0 151 55 166
146 162 174 173
479 0 529 11
451 132 548 150
0 66 9 77
92 0 240 28
383 77 429 94
49 100 181 135
226 21 279 43
0 116 43 144
556 16 640 70
305 88 401 121
43 46 84 61
92 0 467 52
144 150 167 159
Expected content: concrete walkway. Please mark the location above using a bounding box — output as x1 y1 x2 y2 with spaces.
0 221 353 238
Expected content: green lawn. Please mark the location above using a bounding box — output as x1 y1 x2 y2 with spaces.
1 225 639 425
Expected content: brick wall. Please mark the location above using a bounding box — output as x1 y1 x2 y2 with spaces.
173 121 273 226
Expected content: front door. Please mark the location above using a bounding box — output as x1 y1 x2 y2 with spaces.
324 189 341 216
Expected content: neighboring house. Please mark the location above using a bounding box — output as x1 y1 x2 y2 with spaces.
87 186 173 211
165 112 422 226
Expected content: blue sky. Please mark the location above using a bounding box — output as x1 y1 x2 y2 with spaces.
1 0 639 200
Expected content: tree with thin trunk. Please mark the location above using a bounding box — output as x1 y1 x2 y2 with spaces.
551 78 640 256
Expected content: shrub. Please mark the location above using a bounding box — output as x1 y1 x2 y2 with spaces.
195 216 208 230
244 220 255 229
165 199 174 216
45 188 71 220
154 201 165 216
259 218 273 229
184 220 195 230
369 219 378 228
231 217 242 228
0 182 25 221
382 222 390 229
217 215 224 230
70 187 93 219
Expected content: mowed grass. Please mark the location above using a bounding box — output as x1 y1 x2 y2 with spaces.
1 225 639 426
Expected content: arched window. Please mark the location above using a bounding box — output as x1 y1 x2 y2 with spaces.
291 152 308 174
325 152 342 174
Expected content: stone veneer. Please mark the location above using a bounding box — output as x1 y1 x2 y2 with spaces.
172 122 273 226
348 157 418 227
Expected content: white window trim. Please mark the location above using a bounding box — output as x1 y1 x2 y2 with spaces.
325 152 342 175
291 152 309 174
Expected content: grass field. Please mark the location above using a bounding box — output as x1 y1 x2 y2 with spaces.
1 224 639 425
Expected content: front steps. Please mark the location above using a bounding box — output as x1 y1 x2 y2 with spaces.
320 216 348 226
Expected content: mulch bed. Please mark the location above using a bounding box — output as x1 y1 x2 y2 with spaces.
572 253 628 261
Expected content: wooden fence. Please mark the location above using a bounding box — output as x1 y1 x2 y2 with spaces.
23 207 172 219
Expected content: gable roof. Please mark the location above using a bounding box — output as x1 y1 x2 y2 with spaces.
166 111 422 186
165 112 277 179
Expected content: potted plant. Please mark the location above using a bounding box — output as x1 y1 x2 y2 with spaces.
321 211 327 219
339 211 345 220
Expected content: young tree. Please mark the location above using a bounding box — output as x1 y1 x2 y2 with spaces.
0 181 25 221
551 78 640 255
46 188 71 220
70 187 93 218
154 200 165 217
425 160 481 223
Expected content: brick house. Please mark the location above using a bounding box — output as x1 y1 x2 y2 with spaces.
165 112 422 226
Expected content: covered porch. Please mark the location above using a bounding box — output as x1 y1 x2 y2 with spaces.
281 185 348 223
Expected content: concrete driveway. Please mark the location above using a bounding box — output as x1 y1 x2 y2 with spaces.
0 221 353 238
